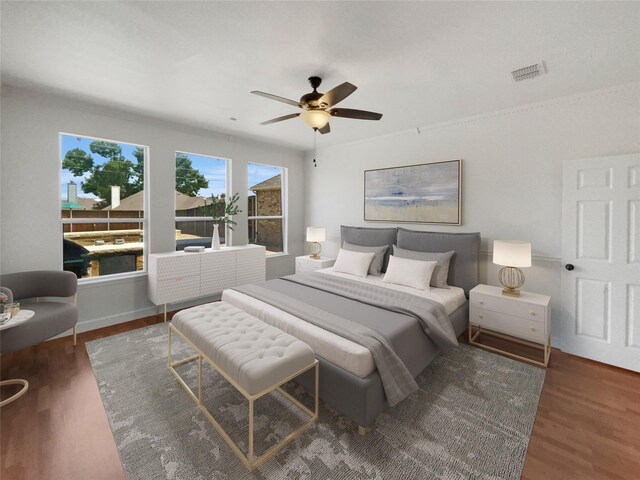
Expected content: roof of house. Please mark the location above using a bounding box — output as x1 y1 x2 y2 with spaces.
60 197 98 210
104 191 210 210
250 174 281 191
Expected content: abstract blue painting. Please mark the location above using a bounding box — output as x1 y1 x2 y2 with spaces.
364 160 461 224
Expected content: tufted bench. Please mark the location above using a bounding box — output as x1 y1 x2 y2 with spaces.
168 301 319 471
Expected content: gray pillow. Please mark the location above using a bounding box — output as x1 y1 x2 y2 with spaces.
396 229 481 296
343 242 388 276
392 245 454 288
340 225 397 272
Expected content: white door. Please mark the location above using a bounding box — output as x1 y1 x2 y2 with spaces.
561 154 640 372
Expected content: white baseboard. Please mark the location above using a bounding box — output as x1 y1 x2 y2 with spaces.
51 294 223 340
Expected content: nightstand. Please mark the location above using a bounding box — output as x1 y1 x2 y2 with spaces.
295 255 336 274
468 284 551 367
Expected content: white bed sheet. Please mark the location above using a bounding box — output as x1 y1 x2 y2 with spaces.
221 270 466 379
318 268 467 316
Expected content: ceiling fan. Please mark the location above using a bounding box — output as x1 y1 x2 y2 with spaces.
251 76 383 134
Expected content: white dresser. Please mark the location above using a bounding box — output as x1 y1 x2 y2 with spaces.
295 255 336 273
148 245 265 319
469 284 551 367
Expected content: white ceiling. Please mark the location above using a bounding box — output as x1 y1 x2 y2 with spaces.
2 1 639 151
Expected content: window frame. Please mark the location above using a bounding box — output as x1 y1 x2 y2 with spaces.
59 132 149 284
247 162 288 255
173 150 232 247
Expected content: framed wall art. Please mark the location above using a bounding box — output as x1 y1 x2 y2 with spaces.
364 159 462 225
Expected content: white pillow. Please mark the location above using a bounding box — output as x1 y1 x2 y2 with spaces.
382 255 437 291
332 249 375 278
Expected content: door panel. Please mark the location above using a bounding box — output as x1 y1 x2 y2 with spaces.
562 154 640 371
577 201 611 260
628 284 640 348
630 200 640 263
575 278 610 341
577 167 612 189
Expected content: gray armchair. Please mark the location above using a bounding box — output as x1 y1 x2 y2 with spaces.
0 270 78 354
0 271 78 406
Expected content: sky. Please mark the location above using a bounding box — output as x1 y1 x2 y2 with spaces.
60 135 282 202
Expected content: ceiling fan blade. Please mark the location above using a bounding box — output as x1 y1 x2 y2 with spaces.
251 91 301 108
330 108 383 120
318 82 357 108
318 122 330 135
260 113 300 125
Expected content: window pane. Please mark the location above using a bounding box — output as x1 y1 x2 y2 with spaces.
248 164 282 216
61 134 146 279
175 152 227 249
249 218 283 254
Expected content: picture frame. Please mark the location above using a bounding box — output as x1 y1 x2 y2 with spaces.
364 159 462 225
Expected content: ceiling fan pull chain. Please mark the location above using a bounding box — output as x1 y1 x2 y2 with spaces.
313 131 318 168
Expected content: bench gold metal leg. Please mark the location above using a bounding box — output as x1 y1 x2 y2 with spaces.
248 399 254 460
198 355 202 404
357 425 370 436
167 325 172 368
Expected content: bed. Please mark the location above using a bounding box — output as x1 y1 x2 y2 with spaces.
222 227 481 429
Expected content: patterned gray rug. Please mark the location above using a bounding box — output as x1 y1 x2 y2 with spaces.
86 323 545 480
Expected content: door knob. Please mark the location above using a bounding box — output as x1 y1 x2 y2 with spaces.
565 264 575 271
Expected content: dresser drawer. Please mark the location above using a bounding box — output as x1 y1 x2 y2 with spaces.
155 254 201 281
155 274 200 303
470 307 546 344
471 292 546 323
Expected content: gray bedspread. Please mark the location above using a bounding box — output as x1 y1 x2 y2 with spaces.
232 272 458 406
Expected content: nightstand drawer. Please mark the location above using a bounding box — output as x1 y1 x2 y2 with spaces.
470 307 546 344
471 292 546 323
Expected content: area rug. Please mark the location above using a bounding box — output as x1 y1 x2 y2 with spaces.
86 323 545 480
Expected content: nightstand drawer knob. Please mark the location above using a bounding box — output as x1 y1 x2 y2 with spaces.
478 314 484 320
479 301 484 305
529 327 536 332
530 312 536 316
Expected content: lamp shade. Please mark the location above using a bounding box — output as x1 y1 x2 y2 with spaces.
493 240 531 267
300 110 330 129
306 227 326 242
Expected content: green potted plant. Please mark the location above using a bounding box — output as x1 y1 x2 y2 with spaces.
207 192 241 249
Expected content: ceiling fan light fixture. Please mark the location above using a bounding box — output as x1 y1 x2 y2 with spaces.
300 109 330 129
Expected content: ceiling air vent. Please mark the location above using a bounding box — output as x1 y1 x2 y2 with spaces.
511 62 546 82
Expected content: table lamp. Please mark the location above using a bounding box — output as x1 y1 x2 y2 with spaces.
306 227 325 260
493 240 531 297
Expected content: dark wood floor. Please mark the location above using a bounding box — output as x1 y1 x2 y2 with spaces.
1 314 639 480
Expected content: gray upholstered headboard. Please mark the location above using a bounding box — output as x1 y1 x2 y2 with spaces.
340 225 481 295
396 228 481 296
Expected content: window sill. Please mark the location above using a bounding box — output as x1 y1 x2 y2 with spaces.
78 271 147 289
266 252 289 259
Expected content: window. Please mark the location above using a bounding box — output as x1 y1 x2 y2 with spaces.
174 152 228 250
60 134 147 279
248 163 286 254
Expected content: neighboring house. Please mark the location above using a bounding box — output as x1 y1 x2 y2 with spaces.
249 174 282 251
103 190 211 213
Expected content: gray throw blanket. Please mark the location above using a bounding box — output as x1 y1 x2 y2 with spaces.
232 272 458 407
287 273 458 351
